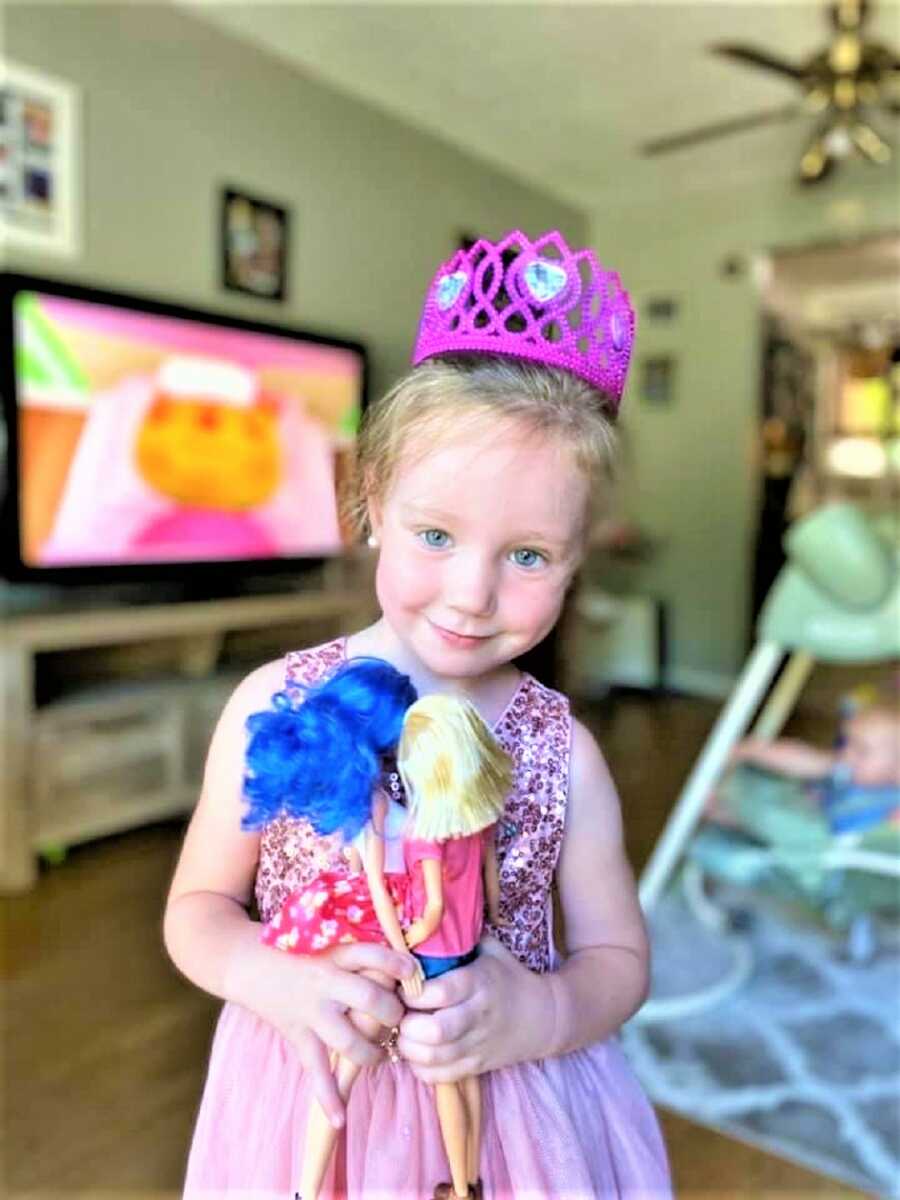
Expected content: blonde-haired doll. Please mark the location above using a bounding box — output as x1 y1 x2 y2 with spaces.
398 694 511 1200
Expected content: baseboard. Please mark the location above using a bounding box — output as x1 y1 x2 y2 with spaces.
664 666 735 700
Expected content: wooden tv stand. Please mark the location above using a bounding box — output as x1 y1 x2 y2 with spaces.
1 577 376 893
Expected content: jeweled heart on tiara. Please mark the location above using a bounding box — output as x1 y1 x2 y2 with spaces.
523 260 568 304
611 312 627 352
436 271 468 311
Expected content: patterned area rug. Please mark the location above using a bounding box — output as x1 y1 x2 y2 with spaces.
621 881 900 1197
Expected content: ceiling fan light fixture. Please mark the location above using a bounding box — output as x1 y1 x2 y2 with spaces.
641 0 897 183
835 0 866 32
833 75 858 107
823 123 855 156
800 140 830 178
851 120 892 160
804 85 833 112
830 32 863 73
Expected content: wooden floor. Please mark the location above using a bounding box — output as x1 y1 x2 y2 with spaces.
2 687 868 1199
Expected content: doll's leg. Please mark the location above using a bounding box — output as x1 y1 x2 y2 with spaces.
434 1081 470 1198
461 1074 482 1187
299 968 392 1200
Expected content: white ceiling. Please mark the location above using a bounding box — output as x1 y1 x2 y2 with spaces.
179 0 900 210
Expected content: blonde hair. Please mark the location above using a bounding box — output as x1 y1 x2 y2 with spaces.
341 355 618 539
398 693 512 841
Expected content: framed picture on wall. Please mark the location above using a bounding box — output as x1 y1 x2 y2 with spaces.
220 187 290 302
0 60 81 257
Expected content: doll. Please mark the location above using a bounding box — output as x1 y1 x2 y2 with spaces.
397 694 512 1200
243 656 423 1200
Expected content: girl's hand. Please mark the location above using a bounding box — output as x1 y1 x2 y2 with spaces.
396 935 554 1084
260 941 415 1125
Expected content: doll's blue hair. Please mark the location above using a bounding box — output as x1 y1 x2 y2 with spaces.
242 657 417 838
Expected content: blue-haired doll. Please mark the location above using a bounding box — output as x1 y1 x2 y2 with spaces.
244 656 424 1200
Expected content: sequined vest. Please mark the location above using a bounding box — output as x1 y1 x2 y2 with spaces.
254 639 572 973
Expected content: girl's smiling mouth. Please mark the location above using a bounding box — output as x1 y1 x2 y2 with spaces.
428 620 493 648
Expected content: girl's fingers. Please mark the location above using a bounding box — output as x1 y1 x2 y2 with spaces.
405 1053 482 1086
329 941 418 983
319 1010 386 1069
326 967 406 1028
396 1027 477 1068
400 995 480 1047
298 1033 346 1129
400 962 478 1011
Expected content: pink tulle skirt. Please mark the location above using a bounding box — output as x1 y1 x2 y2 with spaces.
183 1001 671 1199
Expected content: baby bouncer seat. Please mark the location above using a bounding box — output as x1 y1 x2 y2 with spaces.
624 503 900 1194
640 501 900 942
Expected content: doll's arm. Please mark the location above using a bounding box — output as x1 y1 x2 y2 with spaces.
364 795 425 997
363 794 413 957
405 857 445 948
345 844 364 872
483 832 503 926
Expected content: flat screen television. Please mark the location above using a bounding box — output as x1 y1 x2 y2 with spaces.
0 273 368 587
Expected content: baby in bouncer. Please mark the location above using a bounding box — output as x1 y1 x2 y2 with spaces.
699 689 900 950
727 701 899 823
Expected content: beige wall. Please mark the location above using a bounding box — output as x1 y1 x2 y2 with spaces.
591 167 900 693
3 3 584 400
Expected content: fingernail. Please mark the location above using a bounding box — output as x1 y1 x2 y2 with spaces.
330 1112 345 1130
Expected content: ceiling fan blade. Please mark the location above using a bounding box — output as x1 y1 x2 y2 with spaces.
711 42 805 81
640 103 803 156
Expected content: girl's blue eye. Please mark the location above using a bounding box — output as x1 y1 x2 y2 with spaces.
511 547 545 569
420 529 450 549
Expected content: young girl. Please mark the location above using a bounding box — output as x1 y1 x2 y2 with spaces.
165 228 672 1198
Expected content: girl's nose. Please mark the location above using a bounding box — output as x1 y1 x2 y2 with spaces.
445 553 497 618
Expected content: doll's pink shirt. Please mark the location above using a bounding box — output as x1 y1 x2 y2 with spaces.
404 827 493 957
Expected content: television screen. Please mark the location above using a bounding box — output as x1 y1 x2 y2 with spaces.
1 274 367 582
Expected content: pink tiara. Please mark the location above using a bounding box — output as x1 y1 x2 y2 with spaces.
412 229 635 413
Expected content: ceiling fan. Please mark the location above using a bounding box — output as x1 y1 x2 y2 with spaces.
640 0 900 183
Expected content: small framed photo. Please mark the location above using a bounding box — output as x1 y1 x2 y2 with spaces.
641 355 676 407
220 187 290 302
0 61 81 257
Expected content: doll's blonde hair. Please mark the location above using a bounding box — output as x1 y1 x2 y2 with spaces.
341 355 617 540
397 693 512 841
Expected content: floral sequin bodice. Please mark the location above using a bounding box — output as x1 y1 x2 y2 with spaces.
254 639 571 973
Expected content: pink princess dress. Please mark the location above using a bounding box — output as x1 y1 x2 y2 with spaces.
184 639 672 1199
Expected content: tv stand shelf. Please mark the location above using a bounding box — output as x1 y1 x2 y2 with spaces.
1 583 375 893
